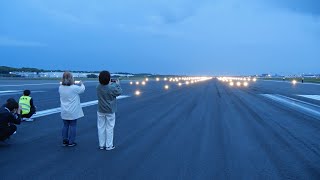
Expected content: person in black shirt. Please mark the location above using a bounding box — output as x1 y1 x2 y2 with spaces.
0 99 21 141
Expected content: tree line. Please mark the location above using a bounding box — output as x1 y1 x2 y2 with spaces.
0 66 44 74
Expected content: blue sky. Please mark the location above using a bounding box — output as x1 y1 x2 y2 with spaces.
0 0 319 75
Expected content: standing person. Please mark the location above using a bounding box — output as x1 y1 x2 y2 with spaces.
96 71 122 150
59 72 85 147
19 90 36 122
0 99 21 141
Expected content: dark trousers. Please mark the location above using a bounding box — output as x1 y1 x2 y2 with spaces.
22 108 36 118
62 120 77 144
0 125 17 141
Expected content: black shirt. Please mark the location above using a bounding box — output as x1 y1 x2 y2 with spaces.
0 107 21 129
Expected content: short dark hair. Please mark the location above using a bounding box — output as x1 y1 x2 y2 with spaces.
99 71 110 85
6 99 18 111
23 90 31 96
6 98 16 104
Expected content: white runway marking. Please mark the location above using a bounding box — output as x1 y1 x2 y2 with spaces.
32 95 130 118
261 94 320 118
0 90 20 94
0 81 97 87
0 83 59 87
298 95 320 101
0 90 46 96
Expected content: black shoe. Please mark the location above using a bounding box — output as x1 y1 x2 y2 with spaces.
68 142 77 147
62 139 69 146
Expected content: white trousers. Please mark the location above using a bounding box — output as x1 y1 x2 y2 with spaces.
97 112 116 148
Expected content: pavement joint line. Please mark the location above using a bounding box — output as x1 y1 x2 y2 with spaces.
32 95 130 118
261 94 320 118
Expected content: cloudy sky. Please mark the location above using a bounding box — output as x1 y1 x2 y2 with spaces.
0 0 319 75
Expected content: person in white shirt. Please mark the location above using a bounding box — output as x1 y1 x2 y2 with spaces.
59 72 85 147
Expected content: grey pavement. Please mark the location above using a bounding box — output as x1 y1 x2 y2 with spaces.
0 79 320 179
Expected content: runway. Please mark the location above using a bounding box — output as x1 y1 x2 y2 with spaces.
0 79 320 179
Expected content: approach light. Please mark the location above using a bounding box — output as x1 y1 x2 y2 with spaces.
135 90 141 95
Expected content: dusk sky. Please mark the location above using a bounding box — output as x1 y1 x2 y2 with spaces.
0 0 319 75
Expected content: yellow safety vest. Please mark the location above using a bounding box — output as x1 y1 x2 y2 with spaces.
19 96 31 115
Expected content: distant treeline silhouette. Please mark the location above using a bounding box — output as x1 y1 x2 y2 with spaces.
0 66 44 74
0 66 99 74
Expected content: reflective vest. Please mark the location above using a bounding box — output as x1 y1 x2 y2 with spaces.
19 96 31 115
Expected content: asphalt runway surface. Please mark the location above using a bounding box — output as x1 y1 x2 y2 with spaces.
0 79 320 179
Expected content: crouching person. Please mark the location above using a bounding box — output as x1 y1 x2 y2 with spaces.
19 90 36 122
0 99 21 141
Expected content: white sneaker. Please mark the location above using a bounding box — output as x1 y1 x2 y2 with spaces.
25 118 34 122
21 118 27 121
106 146 115 151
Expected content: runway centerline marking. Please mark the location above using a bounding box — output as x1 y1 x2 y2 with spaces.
32 95 130 118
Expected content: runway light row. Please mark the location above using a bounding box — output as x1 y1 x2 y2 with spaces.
217 77 257 82
218 76 255 87
130 76 213 96
130 77 213 86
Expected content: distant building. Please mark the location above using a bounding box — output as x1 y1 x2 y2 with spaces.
260 74 271 77
302 74 317 78
10 72 40 78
